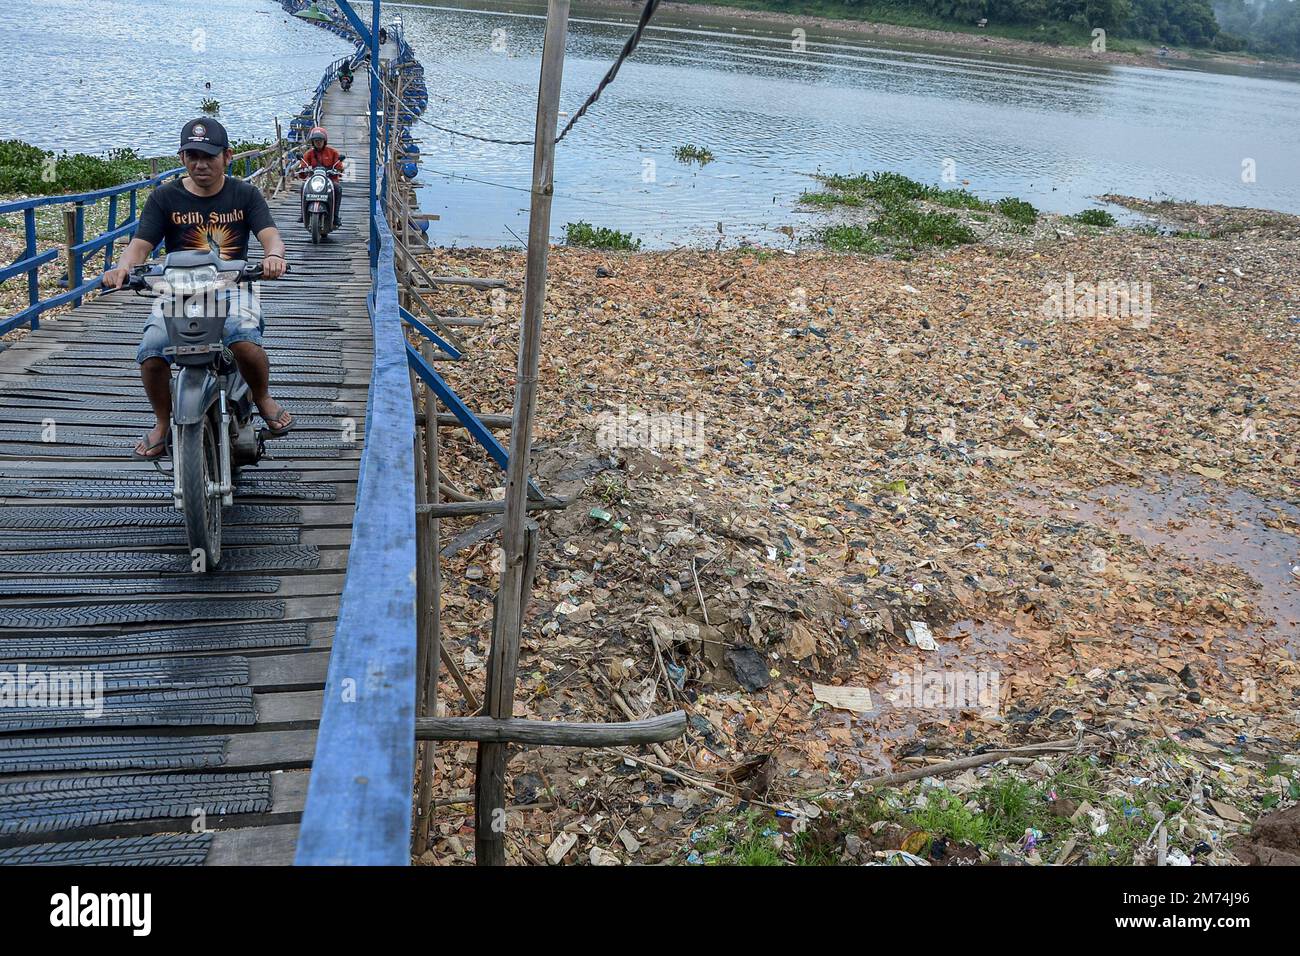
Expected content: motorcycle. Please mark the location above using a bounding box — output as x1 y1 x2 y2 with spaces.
116 250 283 569
299 165 340 244
339 70 354 92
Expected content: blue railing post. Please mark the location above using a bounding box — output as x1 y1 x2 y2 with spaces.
71 201 85 308
104 194 118 271
23 208 38 320
370 0 380 269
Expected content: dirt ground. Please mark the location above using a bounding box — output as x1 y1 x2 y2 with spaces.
412 202 1299 865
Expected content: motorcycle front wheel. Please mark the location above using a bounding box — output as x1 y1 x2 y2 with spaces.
178 416 223 570
310 210 325 244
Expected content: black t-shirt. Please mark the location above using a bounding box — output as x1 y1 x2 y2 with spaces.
136 176 276 261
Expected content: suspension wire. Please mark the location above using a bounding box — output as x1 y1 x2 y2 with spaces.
553 0 660 143
369 0 661 148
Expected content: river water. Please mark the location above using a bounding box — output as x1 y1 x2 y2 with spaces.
0 0 344 154
3 0 1298 247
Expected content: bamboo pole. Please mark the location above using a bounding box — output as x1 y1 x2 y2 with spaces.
474 0 570 868
413 337 443 852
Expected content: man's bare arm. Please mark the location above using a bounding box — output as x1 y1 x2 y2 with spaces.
102 237 155 288
257 226 288 279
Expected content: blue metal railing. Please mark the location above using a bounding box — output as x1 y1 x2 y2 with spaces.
295 0 420 867
0 171 185 335
0 142 294 338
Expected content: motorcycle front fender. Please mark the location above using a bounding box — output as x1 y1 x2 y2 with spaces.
173 365 220 426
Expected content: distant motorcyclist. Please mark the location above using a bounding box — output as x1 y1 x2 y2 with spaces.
337 60 354 90
296 126 344 227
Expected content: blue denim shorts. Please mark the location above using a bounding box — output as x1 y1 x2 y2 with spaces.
136 288 264 365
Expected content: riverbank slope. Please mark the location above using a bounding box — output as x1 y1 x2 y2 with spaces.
416 202 1300 865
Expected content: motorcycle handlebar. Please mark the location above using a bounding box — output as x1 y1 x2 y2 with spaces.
106 261 285 294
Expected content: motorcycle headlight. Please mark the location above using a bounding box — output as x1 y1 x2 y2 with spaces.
309 175 328 192
162 265 219 295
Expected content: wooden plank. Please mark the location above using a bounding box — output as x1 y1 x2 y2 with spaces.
206 823 301 866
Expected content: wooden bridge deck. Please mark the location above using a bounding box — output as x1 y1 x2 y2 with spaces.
0 78 375 864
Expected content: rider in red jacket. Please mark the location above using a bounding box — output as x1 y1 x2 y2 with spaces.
297 126 344 227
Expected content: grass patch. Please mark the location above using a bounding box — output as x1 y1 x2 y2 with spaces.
200 98 221 115
815 223 884 253
798 190 862 208
0 140 158 197
563 220 641 251
806 170 1038 249
868 203 977 249
821 170 932 204
929 187 992 211
912 790 990 845
1072 208 1116 227
673 144 714 165
679 753 1210 867
995 196 1038 225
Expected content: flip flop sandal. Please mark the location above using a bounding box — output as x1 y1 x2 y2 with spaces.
262 409 295 437
131 434 168 461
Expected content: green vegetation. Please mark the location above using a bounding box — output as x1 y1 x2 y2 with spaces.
564 221 642 251
685 753 1263 866
814 223 883 253
0 140 157 196
674 0 1247 53
868 202 978 248
799 189 862 208
1214 0 1300 58
801 171 1042 253
1072 208 1117 227
994 196 1038 225
673 144 715 165
200 97 221 116
0 137 278 257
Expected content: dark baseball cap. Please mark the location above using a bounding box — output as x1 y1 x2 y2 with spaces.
179 118 229 156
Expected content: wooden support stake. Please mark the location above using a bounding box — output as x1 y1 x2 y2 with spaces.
62 209 77 287
416 497 569 518
394 246 465 351
439 643 480 712
474 0 570 868
421 411 511 429
411 359 434 854
422 712 686 746
413 339 443 854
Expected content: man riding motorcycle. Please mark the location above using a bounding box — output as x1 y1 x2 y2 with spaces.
338 60 354 90
297 126 344 228
102 118 293 459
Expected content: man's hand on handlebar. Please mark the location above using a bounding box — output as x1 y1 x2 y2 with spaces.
261 254 288 280
102 265 132 290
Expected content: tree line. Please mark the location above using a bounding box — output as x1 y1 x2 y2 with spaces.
714 0 1300 56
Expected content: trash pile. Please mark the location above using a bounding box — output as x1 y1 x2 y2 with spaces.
414 205 1299 865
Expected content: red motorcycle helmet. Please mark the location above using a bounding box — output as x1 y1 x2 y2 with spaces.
308 126 328 149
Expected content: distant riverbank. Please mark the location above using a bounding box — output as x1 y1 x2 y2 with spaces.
593 0 1300 70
